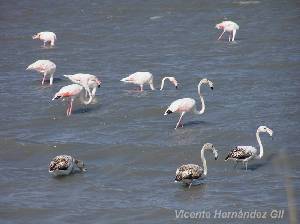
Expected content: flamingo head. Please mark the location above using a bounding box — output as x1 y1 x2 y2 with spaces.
258 126 273 137
87 77 101 88
52 93 62 100
168 77 178 89
32 33 40 39
75 160 87 172
203 143 218 160
200 78 214 90
95 78 102 88
215 22 224 30
26 64 33 70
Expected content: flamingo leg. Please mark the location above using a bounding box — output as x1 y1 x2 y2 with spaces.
175 112 185 129
229 32 231 42
49 74 54 85
69 99 74 116
66 98 71 116
42 73 46 85
245 162 248 171
140 85 143 92
218 30 225 40
232 29 236 41
188 182 192 189
233 161 238 169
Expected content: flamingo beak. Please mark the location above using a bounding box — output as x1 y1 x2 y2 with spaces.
52 95 61 100
164 110 172 115
211 86 214 90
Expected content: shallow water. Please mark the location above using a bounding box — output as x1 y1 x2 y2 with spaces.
0 0 299 223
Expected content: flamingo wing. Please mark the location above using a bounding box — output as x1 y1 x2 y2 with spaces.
175 164 203 181
225 146 256 160
49 155 73 171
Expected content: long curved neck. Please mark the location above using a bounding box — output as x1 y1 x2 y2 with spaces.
256 131 263 159
194 82 205 115
201 148 208 176
160 77 168 90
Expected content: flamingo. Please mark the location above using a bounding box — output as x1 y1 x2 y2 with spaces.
215 21 239 42
64 73 101 104
225 126 273 170
32 31 57 46
175 143 218 188
26 60 56 85
120 72 178 91
52 84 86 116
164 78 213 129
49 155 86 176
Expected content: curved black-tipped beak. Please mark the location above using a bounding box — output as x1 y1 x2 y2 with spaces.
54 96 61 100
215 156 218 160
175 85 178 89
98 85 101 88
211 87 214 90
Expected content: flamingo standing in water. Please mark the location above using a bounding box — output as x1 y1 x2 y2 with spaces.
52 84 86 116
175 143 218 188
32 31 57 46
215 21 239 42
26 60 56 85
164 78 213 129
120 72 178 91
225 126 273 170
49 155 86 176
64 73 101 104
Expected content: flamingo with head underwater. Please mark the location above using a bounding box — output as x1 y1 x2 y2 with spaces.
52 84 87 116
49 155 86 176
225 126 273 170
216 21 239 42
120 72 178 91
32 31 57 46
26 60 56 85
64 73 101 104
164 78 214 129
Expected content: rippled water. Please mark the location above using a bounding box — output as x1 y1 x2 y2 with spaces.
0 0 299 223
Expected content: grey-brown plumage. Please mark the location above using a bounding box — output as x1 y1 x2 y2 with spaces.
224 147 255 161
48 155 86 176
49 155 73 172
175 164 203 181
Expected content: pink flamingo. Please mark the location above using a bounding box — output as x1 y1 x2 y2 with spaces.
120 72 178 91
64 73 101 104
32 31 57 46
164 78 214 129
26 60 56 85
52 84 86 116
215 21 239 42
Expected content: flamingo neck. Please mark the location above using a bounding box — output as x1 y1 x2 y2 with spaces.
256 131 263 159
160 77 168 90
194 82 205 114
201 147 208 176
81 82 93 104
